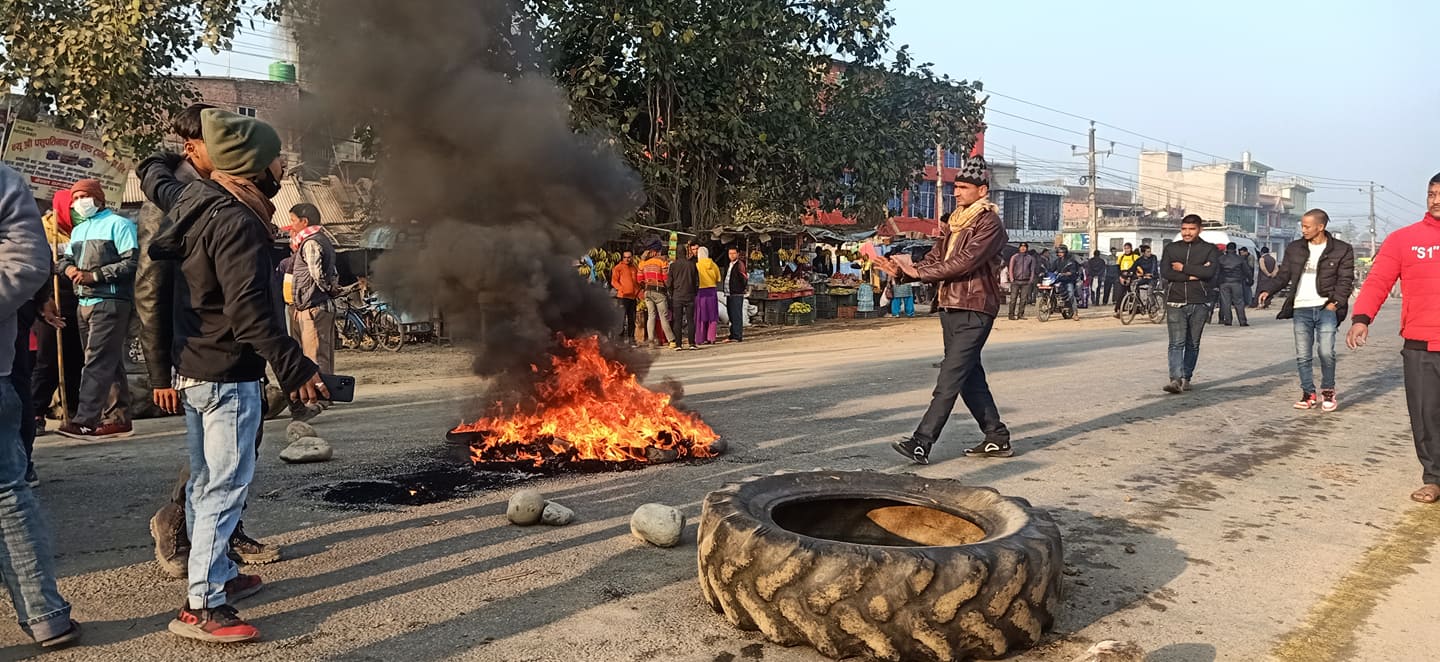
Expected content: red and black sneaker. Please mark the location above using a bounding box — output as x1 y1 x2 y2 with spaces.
168 604 259 643
92 421 134 439
1293 392 1317 410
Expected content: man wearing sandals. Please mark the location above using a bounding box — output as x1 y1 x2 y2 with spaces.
0 164 82 649
1348 172 1440 504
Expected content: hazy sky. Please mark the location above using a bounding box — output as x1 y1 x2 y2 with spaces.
196 2 1436 235
888 0 1438 235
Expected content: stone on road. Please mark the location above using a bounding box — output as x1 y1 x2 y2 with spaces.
630 503 685 547
507 489 546 525
279 436 333 463
540 501 575 526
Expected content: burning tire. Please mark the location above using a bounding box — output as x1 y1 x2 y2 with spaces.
697 471 1062 662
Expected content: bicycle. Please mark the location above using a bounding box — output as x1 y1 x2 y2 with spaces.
332 288 378 352
365 299 406 352
1119 277 1166 325
1035 273 1077 322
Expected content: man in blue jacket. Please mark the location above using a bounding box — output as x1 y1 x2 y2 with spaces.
55 180 137 440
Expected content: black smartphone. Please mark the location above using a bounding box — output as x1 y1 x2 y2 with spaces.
320 373 356 403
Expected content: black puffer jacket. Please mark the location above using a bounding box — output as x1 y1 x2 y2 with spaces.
1262 233 1356 322
1160 240 1219 305
134 161 203 389
138 153 316 392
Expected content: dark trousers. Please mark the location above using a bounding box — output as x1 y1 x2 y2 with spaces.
1166 303 1209 381
1099 275 1116 305
726 294 745 341
618 298 637 341
1218 282 1248 325
1404 348 1440 485
31 295 80 421
673 299 696 347
913 310 1009 447
75 300 133 427
12 302 35 464
1008 282 1031 318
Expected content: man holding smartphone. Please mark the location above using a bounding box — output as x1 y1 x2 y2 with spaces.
140 110 327 642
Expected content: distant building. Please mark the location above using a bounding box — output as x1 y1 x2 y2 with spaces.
1058 186 1175 254
1138 149 1311 254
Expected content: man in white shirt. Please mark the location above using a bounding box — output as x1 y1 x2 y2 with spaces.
1259 209 1356 411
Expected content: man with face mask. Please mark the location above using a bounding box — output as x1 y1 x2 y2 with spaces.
140 109 327 643
53 180 138 440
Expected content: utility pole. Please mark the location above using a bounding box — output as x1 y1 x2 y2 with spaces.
934 142 944 229
1368 181 1377 257
1073 121 1112 255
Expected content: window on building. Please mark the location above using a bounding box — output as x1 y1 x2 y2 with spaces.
911 181 936 219
1000 192 1025 231
922 147 936 165
887 194 903 216
943 149 961 169
237 106 258 117
942 183 957 215
1027 195 1060 232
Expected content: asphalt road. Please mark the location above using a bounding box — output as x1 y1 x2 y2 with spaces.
3 307 1435 662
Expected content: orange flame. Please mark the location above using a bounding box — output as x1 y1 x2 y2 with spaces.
454 335 719 466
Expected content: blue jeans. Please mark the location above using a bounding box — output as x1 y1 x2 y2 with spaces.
0 377 71 641
1293 307 1338 394
890 296 914 317
182 380 263 609
1166 304 1210 381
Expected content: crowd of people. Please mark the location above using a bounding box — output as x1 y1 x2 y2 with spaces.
0 105 342 648
611 241 747 349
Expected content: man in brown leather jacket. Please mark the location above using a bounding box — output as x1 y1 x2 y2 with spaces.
878 156 1012 463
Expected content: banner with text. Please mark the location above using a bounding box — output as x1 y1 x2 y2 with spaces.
2 121 125 205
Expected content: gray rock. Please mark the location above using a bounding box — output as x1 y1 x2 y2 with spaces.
279 437 333 463
630 503 685 547
287 421 319 444
507 490 546 526
541 501 575 526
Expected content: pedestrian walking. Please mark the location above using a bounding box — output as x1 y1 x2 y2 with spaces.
1007 242 1038 320
1258 209 1355 411
1086 250 1108 305
1160 216 1219 393
694 247 721 344
1256 247 1281 308
890 279 916 317
1346 173 1440 503
1216 242 1251 326
668 242 700 350
0 163 83 649
881 157 1012 463
610 250 639 345
638 248 674 348
140 109 326 643
286 203 339 377
54 179 137 440
723 248 747 343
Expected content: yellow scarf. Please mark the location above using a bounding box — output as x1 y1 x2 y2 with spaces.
945 197 998 258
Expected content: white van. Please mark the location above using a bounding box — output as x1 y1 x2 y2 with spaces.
1170 229 1258 256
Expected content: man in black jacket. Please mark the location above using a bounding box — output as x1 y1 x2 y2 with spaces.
1161 215 1220 393
140 103 281 580
140 109 326 643
668 242 700 350
1216 242 1252 326
1258 209 1355 411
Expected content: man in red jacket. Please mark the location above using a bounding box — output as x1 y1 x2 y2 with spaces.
1347 172 1440 503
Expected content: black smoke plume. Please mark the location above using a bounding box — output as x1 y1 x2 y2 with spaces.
299 0 649 401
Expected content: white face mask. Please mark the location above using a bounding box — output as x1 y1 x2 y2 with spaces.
71 197 100 219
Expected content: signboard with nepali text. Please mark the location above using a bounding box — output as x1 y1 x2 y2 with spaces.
2 120 125 206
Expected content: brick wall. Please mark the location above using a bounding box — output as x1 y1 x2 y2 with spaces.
185 77 302 158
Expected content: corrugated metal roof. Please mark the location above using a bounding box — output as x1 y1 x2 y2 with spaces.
993 182 1067 196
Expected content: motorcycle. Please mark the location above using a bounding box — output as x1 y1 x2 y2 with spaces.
1035 272 1077 322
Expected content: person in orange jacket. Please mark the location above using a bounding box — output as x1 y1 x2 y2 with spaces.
610 250 640 345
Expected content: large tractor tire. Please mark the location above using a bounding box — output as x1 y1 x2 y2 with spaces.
698 471 1062 662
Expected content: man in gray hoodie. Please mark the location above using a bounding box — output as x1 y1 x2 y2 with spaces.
0 164 81 648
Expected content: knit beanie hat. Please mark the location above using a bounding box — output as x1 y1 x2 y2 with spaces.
956 156 990 187
69 178 106 207
201 109 282 178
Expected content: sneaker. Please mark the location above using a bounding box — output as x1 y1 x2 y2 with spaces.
1180 379 1192 392
92 421 134 439
55 422 98 440
33 416 46 437
150 503 190 579
168 604 259 643
669 342 680 351
228 524 281 565
38 620 81 649
891 437 930 465
223 574 264 602
1294 392 1317 410
1320 390 1339 412
1162 380 1184 394
964 440 1014 458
